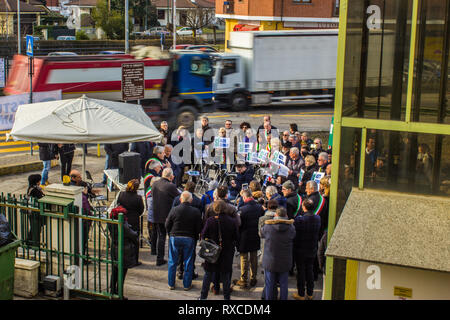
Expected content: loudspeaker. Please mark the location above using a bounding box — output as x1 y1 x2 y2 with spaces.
118 152 141 184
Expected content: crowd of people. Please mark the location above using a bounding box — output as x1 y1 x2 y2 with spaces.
101 115 333 300
31 115 333 300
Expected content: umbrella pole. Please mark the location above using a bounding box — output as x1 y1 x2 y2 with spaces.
82 144 86 181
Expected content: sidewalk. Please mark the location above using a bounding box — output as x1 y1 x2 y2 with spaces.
0 148 323 300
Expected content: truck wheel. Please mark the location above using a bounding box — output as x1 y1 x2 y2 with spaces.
176 105 198 131
231 93 248 112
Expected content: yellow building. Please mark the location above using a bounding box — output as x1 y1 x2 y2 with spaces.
325 0 450 300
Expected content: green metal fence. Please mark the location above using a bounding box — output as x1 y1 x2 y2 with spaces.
0 193 124 300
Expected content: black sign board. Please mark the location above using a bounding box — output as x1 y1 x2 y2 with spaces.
121 62 145 101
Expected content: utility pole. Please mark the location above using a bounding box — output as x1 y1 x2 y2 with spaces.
125 0 129 53
17 0 21 54
173 0 176 48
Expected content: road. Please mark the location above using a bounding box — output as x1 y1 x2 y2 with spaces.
0 102 333 156
201 102 334 132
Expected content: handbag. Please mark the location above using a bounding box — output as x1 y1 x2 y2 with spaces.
198 217 222 264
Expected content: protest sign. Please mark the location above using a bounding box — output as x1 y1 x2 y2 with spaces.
214 137 230 148
238 142 253 154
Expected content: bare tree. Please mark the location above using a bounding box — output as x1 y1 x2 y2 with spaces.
184 2 214 41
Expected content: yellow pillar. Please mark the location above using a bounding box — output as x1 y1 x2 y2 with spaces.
225 19 238 52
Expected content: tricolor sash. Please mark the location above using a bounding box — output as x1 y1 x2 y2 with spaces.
293 194 303 218
313 194 325 216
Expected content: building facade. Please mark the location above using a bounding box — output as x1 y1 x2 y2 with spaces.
325 0 449 300
215 0 339 48
0 0 47 37
151 0 215 28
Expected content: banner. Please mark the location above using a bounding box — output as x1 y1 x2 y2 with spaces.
0 58 5 88
0 90 62 130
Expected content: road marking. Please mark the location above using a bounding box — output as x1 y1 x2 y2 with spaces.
0 141 31 147
280 114 333 117
0 146 39 154
207 115 231 118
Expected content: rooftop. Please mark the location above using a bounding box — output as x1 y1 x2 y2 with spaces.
326 188 450 273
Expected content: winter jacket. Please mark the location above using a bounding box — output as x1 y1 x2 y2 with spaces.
201 214 238 273
269 193 287 209
130 142 154 175
151 178 180 224
261 217 296 273
38 143 58 161
165 203 202 240
117 191 144 231
293 211 321 258
285 192 302 220
109 220 138 269
104 143 129 169
237 199 264 253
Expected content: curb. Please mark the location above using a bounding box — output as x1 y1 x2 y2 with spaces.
0 159 59 177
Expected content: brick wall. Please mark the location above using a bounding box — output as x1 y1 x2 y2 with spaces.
216 0 337 18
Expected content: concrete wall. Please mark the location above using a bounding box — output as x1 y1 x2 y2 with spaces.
356 261 450 300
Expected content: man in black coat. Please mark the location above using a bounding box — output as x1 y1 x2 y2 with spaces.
130 141 154 177
281 180 302 219
233 189 264 289
104 143 129 169
229 164 254 199
152 168 180 266
292 199 321 300
165 191 202 290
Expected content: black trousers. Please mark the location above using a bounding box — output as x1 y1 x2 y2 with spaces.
110 267 128 295
155 223 167 263
129 223 140 264
60 153 74 181
295 255 315 297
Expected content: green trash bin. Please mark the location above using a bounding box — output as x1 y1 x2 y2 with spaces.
0 240 21 300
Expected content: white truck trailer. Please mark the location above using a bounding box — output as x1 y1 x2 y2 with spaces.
213 29 339 111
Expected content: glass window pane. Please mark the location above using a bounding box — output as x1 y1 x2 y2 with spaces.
411 0 450 124
362 129 449 197
342 0 413 120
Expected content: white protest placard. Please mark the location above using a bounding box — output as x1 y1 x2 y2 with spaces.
214 137 230 148
247 152 260 164
258 149 270 162
278 164 289 177
270 151 286 166
298 169 305 182
312 171 325 185
238 142 253 154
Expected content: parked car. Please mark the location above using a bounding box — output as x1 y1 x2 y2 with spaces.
98 51 126 55
56 36 76 40
145 27 171 36
185 45 218 52
176 27 202 36
47 52 78 56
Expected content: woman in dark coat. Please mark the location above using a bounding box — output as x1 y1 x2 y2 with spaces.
199 200 238 300
299 155 319 196
117 179 144 266
109 207 138 296
26 174 45 246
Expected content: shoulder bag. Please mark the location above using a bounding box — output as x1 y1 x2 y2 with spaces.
198 217 222 264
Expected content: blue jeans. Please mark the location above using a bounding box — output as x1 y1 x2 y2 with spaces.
200 271 231 300
102 154 110 184
264 271 289 300
168 236 195 288
41 160 51 185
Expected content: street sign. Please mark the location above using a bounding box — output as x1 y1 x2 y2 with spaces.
121 62 145 101
26 35 34 57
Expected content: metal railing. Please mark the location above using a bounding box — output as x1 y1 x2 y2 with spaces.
0 193 125 300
